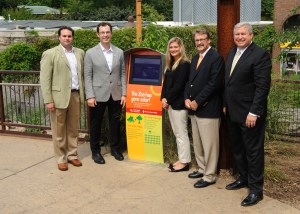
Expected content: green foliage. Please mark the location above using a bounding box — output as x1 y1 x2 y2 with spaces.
65 0 95 21
142 3 165 22
0 42 40 82
143 0 173 21
2 7 34 20
265 81 290 140
16 107 48 133
33 37 58 55
95 6 134 21
111 27 136 50
261 0 274 21
73 29 99 51
253 25 276 53
0 42 40 71
134 23 169 53
264 165 287 181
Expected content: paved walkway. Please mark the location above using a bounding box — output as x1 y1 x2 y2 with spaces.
0 135 299 214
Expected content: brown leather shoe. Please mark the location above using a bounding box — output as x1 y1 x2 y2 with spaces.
68 159 82 167
58 163 68 171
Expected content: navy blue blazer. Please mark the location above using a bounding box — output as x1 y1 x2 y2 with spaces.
184 48 225 118
161 60 190 110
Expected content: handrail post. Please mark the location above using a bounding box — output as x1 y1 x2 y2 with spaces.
0 73 6 131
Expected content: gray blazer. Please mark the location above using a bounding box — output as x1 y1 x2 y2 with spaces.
84 44 126 102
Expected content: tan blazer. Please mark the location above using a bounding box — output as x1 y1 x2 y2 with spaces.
40 45 85 109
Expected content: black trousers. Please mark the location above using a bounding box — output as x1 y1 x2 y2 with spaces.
227 116 265 195
89 96 121 154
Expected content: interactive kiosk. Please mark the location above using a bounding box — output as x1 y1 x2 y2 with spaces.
124 48 165 163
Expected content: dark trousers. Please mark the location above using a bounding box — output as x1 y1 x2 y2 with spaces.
227 116 265 194
89 96 121 154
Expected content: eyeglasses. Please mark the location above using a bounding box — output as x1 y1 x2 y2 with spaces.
195 38 208 42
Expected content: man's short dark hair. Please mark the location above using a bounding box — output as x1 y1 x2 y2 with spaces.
58 26 74 37
97 22 112 33
193 28 211 40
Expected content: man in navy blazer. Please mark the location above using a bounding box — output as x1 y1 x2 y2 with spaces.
184 28 224 188
223 22 271 206
84 22 126 164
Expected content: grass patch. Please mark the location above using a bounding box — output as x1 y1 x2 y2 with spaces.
264 165 288 181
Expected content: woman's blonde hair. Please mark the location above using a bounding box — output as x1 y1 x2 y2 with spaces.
165 37 189 72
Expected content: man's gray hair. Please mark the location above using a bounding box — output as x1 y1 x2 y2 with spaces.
233 22 253 34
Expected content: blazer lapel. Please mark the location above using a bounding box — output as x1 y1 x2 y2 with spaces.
190 49 213 82
228 43 254 81
96 45 110 72
57 46 70 69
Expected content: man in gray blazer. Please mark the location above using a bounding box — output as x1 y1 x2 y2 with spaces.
84 22 126 164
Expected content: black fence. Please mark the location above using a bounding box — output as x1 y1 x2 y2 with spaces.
266 79 300 141
0 70 88 138
0 71 299 142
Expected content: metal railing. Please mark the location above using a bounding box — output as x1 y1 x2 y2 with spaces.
0 71 299 141
266 79 300 140
0 70 88 138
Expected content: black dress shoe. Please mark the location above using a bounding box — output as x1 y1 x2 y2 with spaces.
111 150 124 161
241 193 263 206
92 153 105 164
194 179 215 188
226 180 248 190
188 171 204 179
169 164 189 172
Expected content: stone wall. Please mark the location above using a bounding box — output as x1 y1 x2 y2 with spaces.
0 30 56 52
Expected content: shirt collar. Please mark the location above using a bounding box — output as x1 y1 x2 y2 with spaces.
237 41 252 54
201 46 211 57
60 44 74 53
99 43 113 52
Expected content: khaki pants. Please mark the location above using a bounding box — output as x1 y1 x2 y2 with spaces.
190 116 220 183
50 91 80 164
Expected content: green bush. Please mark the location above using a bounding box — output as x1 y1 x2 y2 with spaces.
0 42 40 82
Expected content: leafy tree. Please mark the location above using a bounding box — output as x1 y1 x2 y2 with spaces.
143 0 173 21
2 7 34 20
142 3 165 22
261 0 274 21
65 0 95 20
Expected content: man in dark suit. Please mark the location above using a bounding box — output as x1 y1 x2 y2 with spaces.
184 28 224 188
223 22 271 206
84 22 126 164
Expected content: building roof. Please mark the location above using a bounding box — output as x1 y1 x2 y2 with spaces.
17 5 60 15
0 20 149 30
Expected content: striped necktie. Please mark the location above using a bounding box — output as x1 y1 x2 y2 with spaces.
230 50 241 76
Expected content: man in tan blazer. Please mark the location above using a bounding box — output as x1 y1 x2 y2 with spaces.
40 26 85 171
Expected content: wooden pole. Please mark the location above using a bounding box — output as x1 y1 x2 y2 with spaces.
217 0 240 170
136 0 142 44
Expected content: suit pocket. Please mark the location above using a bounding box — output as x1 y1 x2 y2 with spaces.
52 86 61 91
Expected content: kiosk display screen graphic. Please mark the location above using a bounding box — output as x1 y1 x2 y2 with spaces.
129 55 162 85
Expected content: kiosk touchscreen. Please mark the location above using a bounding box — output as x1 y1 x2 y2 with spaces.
125 48 165 163
129 55 162 85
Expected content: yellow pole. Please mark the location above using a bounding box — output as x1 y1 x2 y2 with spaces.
136 0 142 44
